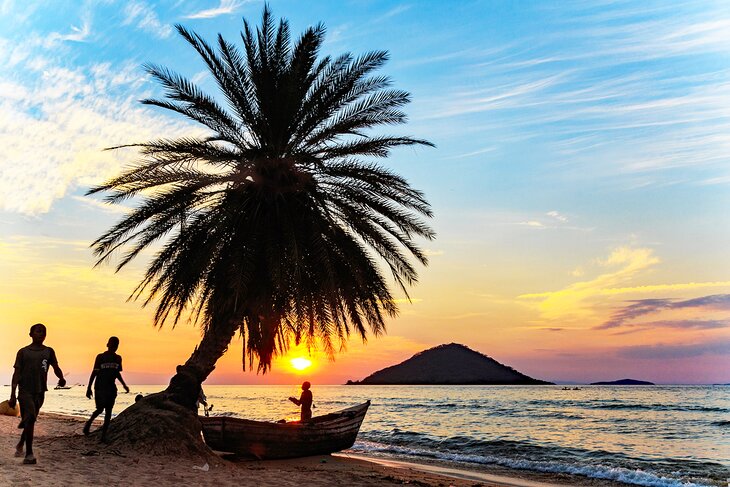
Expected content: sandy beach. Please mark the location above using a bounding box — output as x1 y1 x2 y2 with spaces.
0 413 636 487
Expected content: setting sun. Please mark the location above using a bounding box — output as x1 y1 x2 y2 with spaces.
290 357 312 371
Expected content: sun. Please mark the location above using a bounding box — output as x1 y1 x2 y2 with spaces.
290 357 312 371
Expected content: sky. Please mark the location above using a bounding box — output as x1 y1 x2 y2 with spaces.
1 0 729 385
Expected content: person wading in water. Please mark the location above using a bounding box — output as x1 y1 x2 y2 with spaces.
288 381 313 422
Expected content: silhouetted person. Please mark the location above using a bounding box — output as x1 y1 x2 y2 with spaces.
288 381 313 422
9 323 66 464
196 387 209 416
84 336 129 442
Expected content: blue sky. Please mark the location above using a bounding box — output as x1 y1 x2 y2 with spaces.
1 1 729 383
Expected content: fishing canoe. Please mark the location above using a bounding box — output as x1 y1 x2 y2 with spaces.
199 401 370 459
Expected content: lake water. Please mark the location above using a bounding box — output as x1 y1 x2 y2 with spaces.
4 384 728 487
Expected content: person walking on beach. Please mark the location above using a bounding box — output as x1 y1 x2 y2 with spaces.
8 323 66 465
84 336 129 442
288 381 313 422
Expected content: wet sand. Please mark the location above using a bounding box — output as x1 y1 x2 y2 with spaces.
0 413 629 486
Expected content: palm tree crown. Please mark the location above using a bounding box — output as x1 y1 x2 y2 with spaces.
88 7 434 375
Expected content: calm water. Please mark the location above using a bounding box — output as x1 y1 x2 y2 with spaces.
3 384 728 486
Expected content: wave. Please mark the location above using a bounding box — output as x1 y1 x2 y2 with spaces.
356 431 729 486
350 439 726 487
591 404 727 412
526 399 728 413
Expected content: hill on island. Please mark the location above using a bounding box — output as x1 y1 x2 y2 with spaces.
347 343 553 385
590 379 655 385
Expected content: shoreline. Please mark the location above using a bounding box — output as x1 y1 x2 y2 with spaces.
336 453 632 487
0 412 631 487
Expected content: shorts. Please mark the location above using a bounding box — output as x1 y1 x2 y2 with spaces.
18 391 45 428
94 388 117 410
301 408 312 421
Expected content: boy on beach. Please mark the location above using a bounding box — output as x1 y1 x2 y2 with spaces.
288 381 313 422
8 323 66 465
84 336 129 442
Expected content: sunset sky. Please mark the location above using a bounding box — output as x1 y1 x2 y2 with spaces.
1 0 729 385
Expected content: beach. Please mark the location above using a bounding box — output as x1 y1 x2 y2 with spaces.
0 413 633 487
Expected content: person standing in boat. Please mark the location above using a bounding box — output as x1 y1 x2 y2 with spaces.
288 381 313 422
8 323 67 465
83 336 129 442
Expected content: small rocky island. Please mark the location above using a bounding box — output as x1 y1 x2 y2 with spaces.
590 379 655 385
347 343 553 385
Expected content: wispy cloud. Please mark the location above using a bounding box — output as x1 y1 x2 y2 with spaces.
444 146 496 160
517 220 545 228
547 210 568 222
597 294 730 330
611 319 729 336
600 281 730 296
616 339 730 360
0 59 192 214
413 2 730 187
520 246 730 326
190 71 209 85
46 18 92 44
185 0 246 19
511 212 585 231
519 247 660 321
123 1 173 38
373 4 411 23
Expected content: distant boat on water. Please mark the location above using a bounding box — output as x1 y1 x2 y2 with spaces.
54 385 72 390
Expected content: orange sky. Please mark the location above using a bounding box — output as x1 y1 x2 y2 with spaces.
1 233 728 385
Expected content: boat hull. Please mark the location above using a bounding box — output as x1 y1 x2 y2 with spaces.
199 401 370 459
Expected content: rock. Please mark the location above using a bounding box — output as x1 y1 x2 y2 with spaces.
590 378 655 385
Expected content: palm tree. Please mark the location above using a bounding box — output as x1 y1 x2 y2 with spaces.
89 7 434 407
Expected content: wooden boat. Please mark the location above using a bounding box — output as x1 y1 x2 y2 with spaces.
199 401 370 459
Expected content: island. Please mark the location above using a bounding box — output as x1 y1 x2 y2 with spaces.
347 343 553 385
590 379 655 385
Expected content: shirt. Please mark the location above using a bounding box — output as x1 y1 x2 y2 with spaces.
299 389 313 410
14 345 58 394
93 351 122 391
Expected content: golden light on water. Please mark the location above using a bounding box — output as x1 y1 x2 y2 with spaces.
290 357 312 371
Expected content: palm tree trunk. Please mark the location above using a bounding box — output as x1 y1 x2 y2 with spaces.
184 318 242 378
165 314 241 410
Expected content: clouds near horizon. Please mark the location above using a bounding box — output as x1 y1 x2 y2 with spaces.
519 247 660 322
617 339 730 360
520 247 730 328
597 294 730 330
